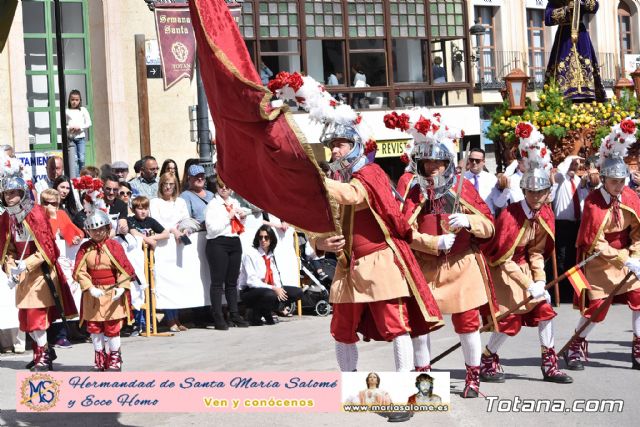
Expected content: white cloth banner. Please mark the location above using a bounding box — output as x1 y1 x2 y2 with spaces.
153 232 211 309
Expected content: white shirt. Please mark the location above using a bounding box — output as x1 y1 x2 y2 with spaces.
464 170 508 214
551 172 588 221
505 169 525 205
599 187 622 204
520 199 536 220
238 247 282 290
66 107 92 139
327 74 339 85
205 195 245 239
149 197 190 231
353 72 366 87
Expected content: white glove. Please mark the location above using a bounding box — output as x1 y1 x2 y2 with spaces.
543 290 552 304
437 234 456 251
448 213 470 230
112 287 125 301
15 260 27 273
7 275 19 290
527 280 546 299
89 287 105 299
624 258 640 278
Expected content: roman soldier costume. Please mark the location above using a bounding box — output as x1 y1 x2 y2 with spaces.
270 74 443 375
73 185 135 372
385 108 498 398
481 122 572 384
0 171 77 371
566 119 640 370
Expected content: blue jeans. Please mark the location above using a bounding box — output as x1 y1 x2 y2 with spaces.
67 137 86 177
133 309 146 329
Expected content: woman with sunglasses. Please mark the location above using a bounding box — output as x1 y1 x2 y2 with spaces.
238 226 303 326
40 189 83 246
204 179 249 330
118 181 133 215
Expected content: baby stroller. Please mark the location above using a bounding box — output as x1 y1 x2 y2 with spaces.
289 233 335 317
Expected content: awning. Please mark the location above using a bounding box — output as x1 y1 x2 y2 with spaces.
0 0 18 53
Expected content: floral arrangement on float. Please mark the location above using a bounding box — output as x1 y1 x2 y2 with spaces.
486 80 640 167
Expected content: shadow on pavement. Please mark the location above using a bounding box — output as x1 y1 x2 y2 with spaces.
0 410 136 427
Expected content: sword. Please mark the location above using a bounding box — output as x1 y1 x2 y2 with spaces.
451 141 471 216
430 250 602 365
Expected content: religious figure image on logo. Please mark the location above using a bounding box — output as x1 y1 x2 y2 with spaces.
171 41 189 63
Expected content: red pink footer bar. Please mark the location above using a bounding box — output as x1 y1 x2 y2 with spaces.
16 371 451 413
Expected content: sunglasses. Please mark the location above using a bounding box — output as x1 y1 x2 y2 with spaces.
42 200 59 206
468 158 484 164
104 187 119 193
258 235 270 241
119 191 132 196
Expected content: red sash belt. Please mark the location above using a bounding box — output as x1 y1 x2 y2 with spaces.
352 209 388 259
604 230 630 250
416 213 472 257
88 269 117 286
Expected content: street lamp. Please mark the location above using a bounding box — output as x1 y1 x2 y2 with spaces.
469 19 486 63
629 66 640 99
504 68 530 114
613 76 634 100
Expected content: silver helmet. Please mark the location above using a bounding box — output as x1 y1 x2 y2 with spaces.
84 209 111 230
321 121 365 182
520 161 551 191
599 151 629 180
0 176 33 217
412 141 456 199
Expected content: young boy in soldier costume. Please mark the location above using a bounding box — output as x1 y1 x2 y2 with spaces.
74 208 136 371
481 122 572 384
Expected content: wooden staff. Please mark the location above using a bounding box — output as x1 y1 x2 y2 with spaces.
558 271 634 356
551 248 560 307
430 250 601 365
141 243 173 337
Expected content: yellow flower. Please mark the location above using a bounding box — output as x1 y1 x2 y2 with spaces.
565 123 570 127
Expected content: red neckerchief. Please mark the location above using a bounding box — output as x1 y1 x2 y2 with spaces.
93 240 106 265
610 197 622 228
262 255 274 286
225 203 245 235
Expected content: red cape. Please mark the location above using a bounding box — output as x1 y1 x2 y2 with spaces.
73 238 136 324
396 172 417 203
353 163 443 328
189 0 336 233
576 187 640 256
402 177 498 312
73 238 135 278
0 206 78 319
486 202 555 265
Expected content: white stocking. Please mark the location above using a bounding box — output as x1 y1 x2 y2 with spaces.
108 336 121 352
576 316 596 338
632 311 640 337
335 342 358 372
538 320 554 349
486 332 508 355
412 335 431 368
29 330 47 347
91 333 104 352
393 334 414 372
459 331 482 366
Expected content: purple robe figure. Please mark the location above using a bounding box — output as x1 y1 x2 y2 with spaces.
545 0 606 102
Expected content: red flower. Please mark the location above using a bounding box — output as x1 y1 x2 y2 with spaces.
295 96 306 104
287 72 304 92
620 119 636 135
521 149 528 158
515 122 533 139
267 71 290 94
26 180 34 191
92 179 104 192
432 123 440 132
329 99 337 107
433 113 442 121
414 116 432 135
383 112 400 129
396 113 410 131
364 139 377 155
400 153 410 164
354 114 362 125
541 147 547 157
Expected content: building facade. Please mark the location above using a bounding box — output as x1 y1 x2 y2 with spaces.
0 0 638 179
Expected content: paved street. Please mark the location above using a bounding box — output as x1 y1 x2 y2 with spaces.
0 304 638 426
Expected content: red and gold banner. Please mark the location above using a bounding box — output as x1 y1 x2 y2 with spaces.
188 0 337 233
154 4 196 90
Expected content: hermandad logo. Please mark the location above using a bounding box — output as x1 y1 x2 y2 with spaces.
20 373 60 412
